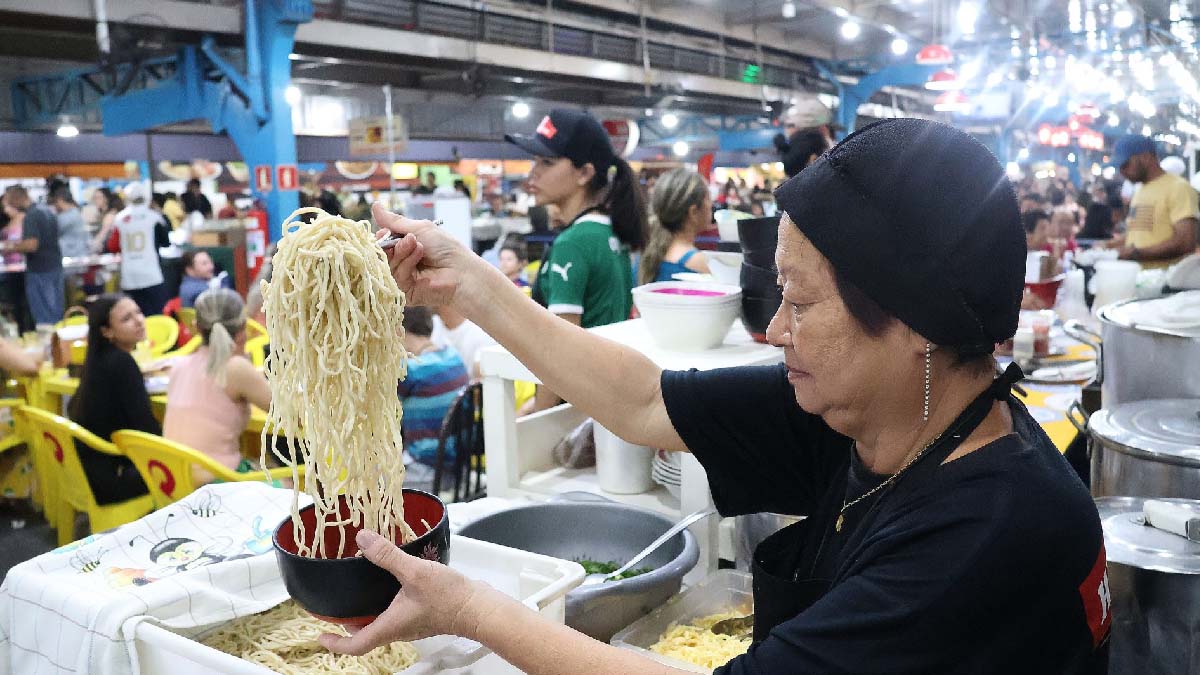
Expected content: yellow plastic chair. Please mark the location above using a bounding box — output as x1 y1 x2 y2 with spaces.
113 430 304 509
245 318 267 339
143 315 180 356
524 260 541 280
163 335 202 358
244 334 269 368
15 406 154 546
176 307 197 335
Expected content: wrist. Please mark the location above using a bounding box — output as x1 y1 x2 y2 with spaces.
449 580 510 641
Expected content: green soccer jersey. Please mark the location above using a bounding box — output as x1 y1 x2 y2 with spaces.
534 214 633 328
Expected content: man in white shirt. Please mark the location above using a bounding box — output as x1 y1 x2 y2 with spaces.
112 182 171 315
430 305 496 381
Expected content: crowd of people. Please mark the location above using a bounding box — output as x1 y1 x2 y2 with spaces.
4 108 1198 540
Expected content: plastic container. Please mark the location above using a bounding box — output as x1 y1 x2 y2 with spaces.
593 422 655 494
632 282 742 352
611 569 753 673
134 535 584 675
1091 260 1140 313
706 252 743 286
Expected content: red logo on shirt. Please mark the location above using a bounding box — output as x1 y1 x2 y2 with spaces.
536 116 558 139
122 215 132 223
1078 545 1112 647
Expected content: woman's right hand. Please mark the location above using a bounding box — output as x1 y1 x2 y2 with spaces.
373 202 479 308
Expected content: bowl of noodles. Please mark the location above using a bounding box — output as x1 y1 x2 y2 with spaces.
272 489 450 628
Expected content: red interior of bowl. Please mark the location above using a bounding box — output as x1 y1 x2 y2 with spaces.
651 287 728 297
1025 276 1064 307
276 491 445 559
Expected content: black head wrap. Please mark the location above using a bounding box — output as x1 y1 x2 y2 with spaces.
774 118 1025 354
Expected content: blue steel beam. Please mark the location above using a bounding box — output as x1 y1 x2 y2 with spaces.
99 0 311 241
815 61 940 139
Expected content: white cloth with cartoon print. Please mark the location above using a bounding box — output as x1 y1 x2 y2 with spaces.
0 482 307 675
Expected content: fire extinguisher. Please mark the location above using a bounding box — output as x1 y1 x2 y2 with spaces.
245 206 269 282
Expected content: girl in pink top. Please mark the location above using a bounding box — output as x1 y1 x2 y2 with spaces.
163 288 271 484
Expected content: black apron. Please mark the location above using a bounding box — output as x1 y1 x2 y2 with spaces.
750 363 1025 642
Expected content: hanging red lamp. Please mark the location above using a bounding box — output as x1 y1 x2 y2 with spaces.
925 68 962 91
915 44 954 65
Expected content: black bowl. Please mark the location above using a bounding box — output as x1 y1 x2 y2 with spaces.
273 489 450 627
739 262 780 292
742 294 783 342
736 215 781 255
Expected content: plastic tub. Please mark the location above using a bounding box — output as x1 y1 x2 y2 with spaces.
611 569 753 673
633 282 742 352
707 252 743 286
593 422 655 494
135 535 584 675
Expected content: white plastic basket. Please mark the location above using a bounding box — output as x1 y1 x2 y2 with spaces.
135 535 584 674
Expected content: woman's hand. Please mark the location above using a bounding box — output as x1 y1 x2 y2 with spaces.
319 529 502 656
372 202 481 308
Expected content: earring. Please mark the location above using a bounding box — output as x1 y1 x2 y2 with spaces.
923 343 932 422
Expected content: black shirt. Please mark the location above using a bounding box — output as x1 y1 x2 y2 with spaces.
71 349 160 502
661 364 1109 674
181 191 213 218
23 205 62 273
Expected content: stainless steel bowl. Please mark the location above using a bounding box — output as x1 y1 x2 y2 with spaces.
457 500 699 641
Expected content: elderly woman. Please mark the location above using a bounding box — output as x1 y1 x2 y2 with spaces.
323 120 1108 673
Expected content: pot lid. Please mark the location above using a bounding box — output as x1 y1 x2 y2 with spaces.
1088 399 1200 465
1101 293 1200 338
1096 497 1200 574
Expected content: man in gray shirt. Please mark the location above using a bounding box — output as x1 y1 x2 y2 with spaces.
1 186 63 325
50 188 91 258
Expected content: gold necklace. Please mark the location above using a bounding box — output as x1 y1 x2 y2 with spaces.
835 431 944 533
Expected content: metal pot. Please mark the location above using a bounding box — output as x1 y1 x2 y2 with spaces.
1097 298 1200 407
1096 497 1200 675
1085 399 1200 499
456 499 699 641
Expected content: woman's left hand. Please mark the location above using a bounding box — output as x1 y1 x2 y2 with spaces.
318 530 500 656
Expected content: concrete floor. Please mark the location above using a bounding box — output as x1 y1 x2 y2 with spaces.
0 501 57 581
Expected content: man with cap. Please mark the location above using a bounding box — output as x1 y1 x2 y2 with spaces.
1111 134 1198 267
110 182 171 316
1 185 63 326
327 119 1109 674
773 97 835 177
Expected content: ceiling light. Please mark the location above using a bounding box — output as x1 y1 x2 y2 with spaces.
1045 55 1057 69
1142 124 1152 135
56 123 79 138
957 2 980 35
1108 113 1121 127
661 112 679 129
840 20 861 40
1018 147 1031 160
1092 164 1103 176
1006 161 1021 178
672 140 689 157
891 38 909 55
782 1 796 18
832 7 849 18
285 85 302 106
925 69 961 90
1067 152 1077 162
644 108 655 117
511 101 530 119
933 91 971 113
1113 8 1134 28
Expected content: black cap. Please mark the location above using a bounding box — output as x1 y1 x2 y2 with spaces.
505 109 616 174
774 118 1025 353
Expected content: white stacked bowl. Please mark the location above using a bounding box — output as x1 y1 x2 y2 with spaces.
707 251 743 286
632 281 742 352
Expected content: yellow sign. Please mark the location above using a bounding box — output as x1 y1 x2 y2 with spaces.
348 116 407 157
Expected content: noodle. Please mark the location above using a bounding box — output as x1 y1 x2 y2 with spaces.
649 611 752 670
203 600 419 674
261 207 414 557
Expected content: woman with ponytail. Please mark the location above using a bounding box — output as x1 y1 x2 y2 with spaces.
505 109 648 412
637 169 713 285
163 288 271 483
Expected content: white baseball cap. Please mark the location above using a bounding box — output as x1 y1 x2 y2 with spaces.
783 98 833 129
124 181 148 203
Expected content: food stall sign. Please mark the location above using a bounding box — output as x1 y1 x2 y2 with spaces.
1079 130 1105 151
1037 124 1071 148
254 165 272 192
348 115 408 157
276 165 299 191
